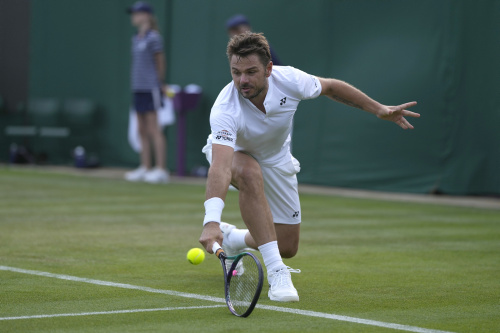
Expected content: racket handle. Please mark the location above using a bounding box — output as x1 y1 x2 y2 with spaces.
212 242 224 258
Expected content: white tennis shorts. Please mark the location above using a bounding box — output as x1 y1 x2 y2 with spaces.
202 138 302 225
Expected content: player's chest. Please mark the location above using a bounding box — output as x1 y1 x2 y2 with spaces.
242 93 299 123
239 106 296 141
263 90 300 115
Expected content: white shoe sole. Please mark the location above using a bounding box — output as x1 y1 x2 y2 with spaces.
268 291 299 302
125 177 144 182
144 177 169 184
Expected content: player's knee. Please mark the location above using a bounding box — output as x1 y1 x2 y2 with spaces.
234 164 263 189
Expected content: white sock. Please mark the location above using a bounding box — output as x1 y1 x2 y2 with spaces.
258 241 286 273
227 228 249 250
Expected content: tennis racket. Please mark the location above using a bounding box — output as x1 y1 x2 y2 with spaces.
212 242 264 317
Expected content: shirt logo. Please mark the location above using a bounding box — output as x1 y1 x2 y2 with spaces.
292 211 300 218
280 97 287 106
214 129 234 142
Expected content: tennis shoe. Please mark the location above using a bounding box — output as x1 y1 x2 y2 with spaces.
220 222 245 275
268 266 300 302
144 168 170 184
124 166 148 182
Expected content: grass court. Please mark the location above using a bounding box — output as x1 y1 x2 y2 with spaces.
0 168 498 332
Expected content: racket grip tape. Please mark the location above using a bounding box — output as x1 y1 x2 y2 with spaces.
212 242 225 258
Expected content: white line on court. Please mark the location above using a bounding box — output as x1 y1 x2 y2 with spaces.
0 305 225 321
0 265 455 333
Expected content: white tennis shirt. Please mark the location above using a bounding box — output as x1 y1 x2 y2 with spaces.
209 66 322 167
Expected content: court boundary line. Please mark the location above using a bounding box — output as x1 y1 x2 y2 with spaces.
0 305 225 321
0 265 455 333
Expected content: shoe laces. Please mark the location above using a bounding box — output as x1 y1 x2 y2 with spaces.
270 266 301 288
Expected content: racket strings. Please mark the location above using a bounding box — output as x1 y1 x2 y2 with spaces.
228 255 260 314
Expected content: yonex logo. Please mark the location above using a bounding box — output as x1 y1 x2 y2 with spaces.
215 130 234 142
280 97 287 106
292 211 299 218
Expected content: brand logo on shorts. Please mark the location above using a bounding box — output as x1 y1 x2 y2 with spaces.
214 130 234 142
280 97 287 106
292 211 300 218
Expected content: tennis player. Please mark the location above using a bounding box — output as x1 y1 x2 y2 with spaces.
199 32 420 302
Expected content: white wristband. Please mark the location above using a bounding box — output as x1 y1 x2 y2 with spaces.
203 197 225 226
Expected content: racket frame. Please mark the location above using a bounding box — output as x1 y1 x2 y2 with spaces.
213 242 264 317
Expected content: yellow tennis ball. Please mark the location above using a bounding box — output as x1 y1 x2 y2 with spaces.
187 248 205 265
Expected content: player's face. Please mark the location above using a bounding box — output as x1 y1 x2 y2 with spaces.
230 54 272 100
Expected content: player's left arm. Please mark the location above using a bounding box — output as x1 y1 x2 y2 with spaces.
318 77 420 129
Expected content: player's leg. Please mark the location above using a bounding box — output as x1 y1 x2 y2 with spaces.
229 151 276 248
253 159 302 301
221 154 302 256
275 223 300 258
258 158 302 257
219 152 281 271
224 152 300 302
241 222 300 259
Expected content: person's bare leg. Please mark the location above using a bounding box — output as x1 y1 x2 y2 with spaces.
231 153 301 258
244 221 300 258
145 112 166 169
229 152 300 301
274 223 300 258
137 114 151 168
231 152 276 247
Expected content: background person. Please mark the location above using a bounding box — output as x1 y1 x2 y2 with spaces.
125 1 169 183
226 14 283 66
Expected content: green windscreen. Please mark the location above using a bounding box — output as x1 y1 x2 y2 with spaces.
26 0 500 195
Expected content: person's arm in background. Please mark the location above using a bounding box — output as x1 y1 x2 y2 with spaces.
154 52 166 92
318 77 420 129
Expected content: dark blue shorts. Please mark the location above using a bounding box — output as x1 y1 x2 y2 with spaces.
133 89 162 113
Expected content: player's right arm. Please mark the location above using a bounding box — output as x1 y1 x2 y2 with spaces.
199 144 234 253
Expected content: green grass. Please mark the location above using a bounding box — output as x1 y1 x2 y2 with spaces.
0 167 499 333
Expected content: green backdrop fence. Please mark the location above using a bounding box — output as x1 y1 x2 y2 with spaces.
25 0 500 195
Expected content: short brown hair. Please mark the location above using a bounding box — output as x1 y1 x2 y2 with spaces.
226 32 272 67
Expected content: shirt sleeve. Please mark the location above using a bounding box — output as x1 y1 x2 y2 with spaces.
210 108 237 149
290 67 322 100
149 32 164 54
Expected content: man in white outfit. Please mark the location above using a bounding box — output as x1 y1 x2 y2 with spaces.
199 32 420 302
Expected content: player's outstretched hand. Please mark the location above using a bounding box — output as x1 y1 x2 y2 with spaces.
377 101 420 129
199 222 223 254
